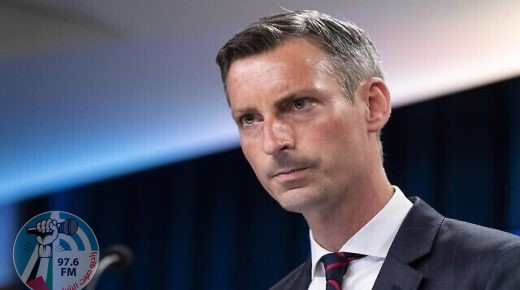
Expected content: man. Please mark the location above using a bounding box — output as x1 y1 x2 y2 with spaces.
216 10 520 290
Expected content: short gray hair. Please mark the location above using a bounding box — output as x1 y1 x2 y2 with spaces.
215 10 384 103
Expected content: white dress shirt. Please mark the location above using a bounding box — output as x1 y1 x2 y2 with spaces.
308 187 413 290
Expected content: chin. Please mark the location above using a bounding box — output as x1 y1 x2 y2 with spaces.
274 187 324 213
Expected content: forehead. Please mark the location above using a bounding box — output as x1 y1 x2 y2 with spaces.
225 38 336 107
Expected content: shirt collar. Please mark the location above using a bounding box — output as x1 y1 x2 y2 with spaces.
309 186 413 278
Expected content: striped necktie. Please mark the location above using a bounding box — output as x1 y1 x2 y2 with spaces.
321 252 365 290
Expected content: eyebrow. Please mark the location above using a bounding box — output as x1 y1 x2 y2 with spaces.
232 90 315 119
273 94 298 110
232 94 296 114
231 106 256 118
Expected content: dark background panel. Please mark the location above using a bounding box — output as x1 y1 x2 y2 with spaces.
6 76 520 289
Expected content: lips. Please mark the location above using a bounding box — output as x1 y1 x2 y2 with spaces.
272 167 309 182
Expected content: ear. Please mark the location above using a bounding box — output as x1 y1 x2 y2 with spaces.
357 78 391 132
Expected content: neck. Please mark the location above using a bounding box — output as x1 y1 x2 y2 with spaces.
303 165 394 252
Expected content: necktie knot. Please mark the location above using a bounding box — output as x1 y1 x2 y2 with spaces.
321 252 364 290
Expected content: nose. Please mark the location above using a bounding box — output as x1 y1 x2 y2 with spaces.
262 119 294 155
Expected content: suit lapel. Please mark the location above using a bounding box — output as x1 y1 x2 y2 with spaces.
269 258 311 290
372 197 444 290
291 259 312 290
372 257 423 290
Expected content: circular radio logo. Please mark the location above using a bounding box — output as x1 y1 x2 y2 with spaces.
13 211 99 290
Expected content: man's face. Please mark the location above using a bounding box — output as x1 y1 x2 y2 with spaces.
226 38 372 214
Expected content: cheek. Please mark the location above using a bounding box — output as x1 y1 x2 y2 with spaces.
240 141 256 167
240 140 266 177
303 117 361 165
306 116 351 146
241 144 278 196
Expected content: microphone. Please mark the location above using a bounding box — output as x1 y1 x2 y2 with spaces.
85 245 134 290
26 219 78 235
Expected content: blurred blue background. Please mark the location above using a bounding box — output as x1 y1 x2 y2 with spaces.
1 1 520 289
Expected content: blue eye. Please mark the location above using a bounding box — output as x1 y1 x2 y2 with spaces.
293 99 306 109
240 114 256 126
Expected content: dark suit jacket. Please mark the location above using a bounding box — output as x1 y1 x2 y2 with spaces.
270 197 520 290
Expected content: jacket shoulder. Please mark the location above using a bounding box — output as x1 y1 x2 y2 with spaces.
441 217 520 248
381 197 520 289
437 217 520 266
